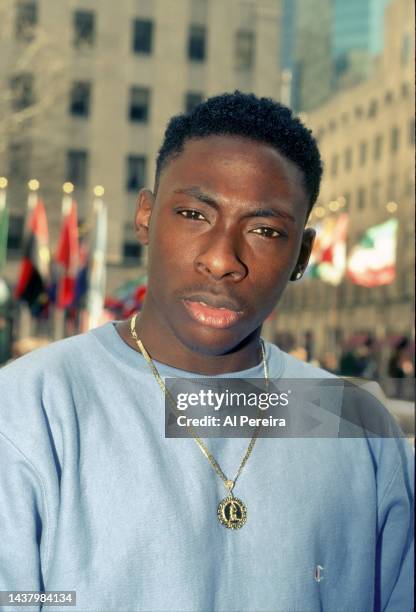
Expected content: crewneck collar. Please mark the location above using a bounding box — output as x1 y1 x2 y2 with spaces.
90 320 283 379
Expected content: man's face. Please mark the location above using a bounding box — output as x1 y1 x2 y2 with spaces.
136 135 314 356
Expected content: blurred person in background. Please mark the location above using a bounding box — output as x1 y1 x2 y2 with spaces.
388 336 414 398
388 336 414 378
356 336 380 380
320 351 338 374
339 335 379 379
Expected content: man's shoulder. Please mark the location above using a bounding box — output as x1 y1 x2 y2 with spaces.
266 342 336 380
0 329 98 385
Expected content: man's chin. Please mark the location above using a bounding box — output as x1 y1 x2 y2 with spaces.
174 320 259 357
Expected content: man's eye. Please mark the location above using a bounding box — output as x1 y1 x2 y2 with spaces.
178 210 206 221
251 227 282 238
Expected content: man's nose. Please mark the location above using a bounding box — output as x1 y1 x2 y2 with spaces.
194 231 248 281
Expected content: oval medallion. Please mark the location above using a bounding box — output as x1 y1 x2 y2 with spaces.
217 496 247 529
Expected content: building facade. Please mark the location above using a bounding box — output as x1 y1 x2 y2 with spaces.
1 0 282 291
274 0 414 362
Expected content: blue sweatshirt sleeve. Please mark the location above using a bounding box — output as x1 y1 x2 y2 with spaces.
0 345 67 608
375 442 414 612
0 431 47 611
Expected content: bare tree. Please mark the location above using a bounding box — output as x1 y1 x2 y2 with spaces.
0 0 70 204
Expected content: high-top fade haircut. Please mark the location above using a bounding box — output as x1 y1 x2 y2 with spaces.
155 90 323 215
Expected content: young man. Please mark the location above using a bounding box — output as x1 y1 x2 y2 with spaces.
0 92 413 611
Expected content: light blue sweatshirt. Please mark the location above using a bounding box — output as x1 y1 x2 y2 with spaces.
0 322 413 612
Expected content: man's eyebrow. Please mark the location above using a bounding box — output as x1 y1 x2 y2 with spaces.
173 186 295 222
173 187 220 209
243 208 295 223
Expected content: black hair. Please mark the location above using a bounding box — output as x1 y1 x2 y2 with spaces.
155 90 323 212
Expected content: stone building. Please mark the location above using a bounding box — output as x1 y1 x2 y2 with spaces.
0 0 282 291
274 0 414 362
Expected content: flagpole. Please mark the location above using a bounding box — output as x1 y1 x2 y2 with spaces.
27 179 39 213
0 177 9 274
0 177 12 364
85 185 107 330
0 178 7 205
61 182 74 216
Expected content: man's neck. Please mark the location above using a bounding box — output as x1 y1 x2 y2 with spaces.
114 308 263 376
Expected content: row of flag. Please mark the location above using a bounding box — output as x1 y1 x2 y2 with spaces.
306 213 399 287
0 185 401 325
0 182 109 329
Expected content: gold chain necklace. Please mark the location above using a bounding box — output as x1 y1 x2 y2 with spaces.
130 313 269 529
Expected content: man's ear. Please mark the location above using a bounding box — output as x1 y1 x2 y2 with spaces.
135 189 155 246
290 227 316 281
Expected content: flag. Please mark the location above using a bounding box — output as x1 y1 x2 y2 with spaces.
306 213 349 285
15 197 50 310
86 198 108 329
55 198 79 308
0 189 9 272
109 273 147 318
73 239 89 307
347 218 398 287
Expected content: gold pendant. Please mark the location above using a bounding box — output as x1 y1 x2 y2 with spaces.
217 495 247 529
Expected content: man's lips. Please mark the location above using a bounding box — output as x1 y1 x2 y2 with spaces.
182 296 244 329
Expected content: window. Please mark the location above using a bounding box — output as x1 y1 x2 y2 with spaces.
390 126 400 153
7 214 24 251
185 92 203 113
354 106 363 119
10 73 34 111
344 147 352 171
330 154 338 177
188 25 206 61
123 223 142 262
235 30 255 69
70 81 91 117
401 82 409 98
373 134 383 161
409 118 415 145
371 181 381 209
8 142 31 181
400 32 410 65
387 175 397 201
15 1 37 41
401 270 410 299
126 156 146 191
359 141 367 165
368 99 378 118
316 127 325 141
129 86 150 122
343 192 351 211
73 10 95 48
132 19 153 54
404 169 414 197
123 241 142 261
357 187 366 210
66 150 88 188
384 90 393 105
